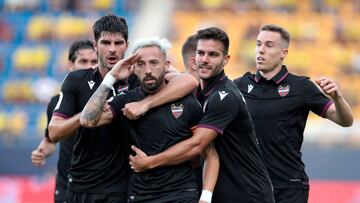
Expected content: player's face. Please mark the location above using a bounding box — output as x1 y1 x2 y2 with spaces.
255 30 288 74
70 48 98 71
94 32 128 71
196 39 229 81
134 46 169 93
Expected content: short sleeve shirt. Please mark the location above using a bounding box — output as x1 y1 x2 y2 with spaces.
234 66 332 189
53 68 135 193
196 71 274 203
109 87 203 203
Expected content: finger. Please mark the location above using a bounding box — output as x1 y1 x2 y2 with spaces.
131 145 146 156
129 154 135 162
322 83 336 92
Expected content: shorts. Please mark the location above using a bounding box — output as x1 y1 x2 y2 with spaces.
67 191 127 203
274 188 309 203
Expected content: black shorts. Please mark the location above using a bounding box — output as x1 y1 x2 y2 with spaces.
274 188 309 203
54 181 67 203
67 191 127 203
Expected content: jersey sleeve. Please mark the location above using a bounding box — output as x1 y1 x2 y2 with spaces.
198 90 240 135
52 73 78 118
302 78 332 117
44 95 59 139
108 92 132 119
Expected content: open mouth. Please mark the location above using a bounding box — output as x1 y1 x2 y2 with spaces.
107 56 118 64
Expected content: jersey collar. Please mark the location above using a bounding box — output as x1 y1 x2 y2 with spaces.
254 65 289 84
196 70 227 98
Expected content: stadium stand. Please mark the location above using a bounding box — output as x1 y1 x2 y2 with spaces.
0 0 134 147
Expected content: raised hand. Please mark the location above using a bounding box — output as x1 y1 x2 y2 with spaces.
315 76 341 99
109 53 141 80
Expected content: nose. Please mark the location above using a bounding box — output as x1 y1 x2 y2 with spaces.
257 44 265 54
199 54 209 64
144 64 151 74
109 43 116 54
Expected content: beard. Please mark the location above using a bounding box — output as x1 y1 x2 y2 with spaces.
140 72 165 93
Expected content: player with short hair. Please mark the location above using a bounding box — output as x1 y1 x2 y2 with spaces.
49 14 199 203
234 24 353 203
80 36 219 203
31 39 97 203
128 27 275 203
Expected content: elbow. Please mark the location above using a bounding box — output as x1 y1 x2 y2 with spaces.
341 118 353 127
48 124 60 143
79 116 97 128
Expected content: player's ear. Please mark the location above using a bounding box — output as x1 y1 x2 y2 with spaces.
93 40 98 52
280 49 288 60
165 60 171 72
223 54 230 67
67 61 74 72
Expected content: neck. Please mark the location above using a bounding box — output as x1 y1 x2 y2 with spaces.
200 80 207 90
99 65 110 79
259 65 282 80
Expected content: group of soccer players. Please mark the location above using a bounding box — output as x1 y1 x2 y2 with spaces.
31 13 353 203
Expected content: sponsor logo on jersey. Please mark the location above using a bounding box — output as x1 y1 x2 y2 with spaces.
88 80 95 89
247 84 254 93
218 91 228 101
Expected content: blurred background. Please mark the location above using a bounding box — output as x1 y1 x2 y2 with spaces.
0 0 359 202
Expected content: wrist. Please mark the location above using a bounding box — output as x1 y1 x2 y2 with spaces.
102 73 116 88
200 189 213 203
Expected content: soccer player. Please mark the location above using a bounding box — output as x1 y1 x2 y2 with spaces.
128 27 275 203
31 39 97 203
48 14 198 203
182 34 198 80
233 24 353 203
80 36 219 203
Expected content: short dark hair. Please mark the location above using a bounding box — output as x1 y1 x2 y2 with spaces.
195 27 229 55
68 39 94 62
92 14 128 43
260 24 290 47
181 34 198 67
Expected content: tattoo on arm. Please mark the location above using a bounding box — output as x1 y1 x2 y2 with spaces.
81 84 111 126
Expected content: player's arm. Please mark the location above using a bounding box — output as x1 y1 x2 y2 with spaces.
122 72 198 120
80 53 141 127
129 127 218 172
31 137 56 167
315 77 353 127
48 113 81 143
200 142 219 203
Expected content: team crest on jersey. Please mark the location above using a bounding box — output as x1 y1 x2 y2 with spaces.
171 104 184 118
278 85 290 97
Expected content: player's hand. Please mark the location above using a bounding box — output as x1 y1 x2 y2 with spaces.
109 53 141 80
122 100 150 120
31 148 46 167
315 76 342 100
199 201 208 203
129 145 150 173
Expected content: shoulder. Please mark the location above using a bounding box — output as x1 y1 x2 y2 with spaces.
209 82 242 107
63 69 93 84
233 71 253 85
